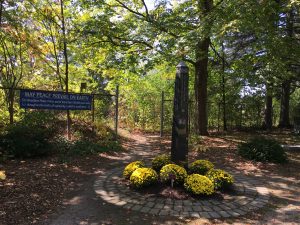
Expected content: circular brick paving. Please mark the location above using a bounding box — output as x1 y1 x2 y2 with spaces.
94 167 269 219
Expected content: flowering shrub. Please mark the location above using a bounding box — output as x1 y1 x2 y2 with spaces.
160 164 187 185
130 168 158 188
152 154 171 172
189 160 214 175
184 174 215 195
123 161 145 179
206 169 234 190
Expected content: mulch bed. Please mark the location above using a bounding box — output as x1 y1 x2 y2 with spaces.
120 178 237 201
0 154 114 225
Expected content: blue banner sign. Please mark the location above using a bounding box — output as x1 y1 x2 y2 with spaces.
20 89 92 110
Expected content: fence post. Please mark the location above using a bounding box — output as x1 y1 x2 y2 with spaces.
160 91 164 137
115 85 119 140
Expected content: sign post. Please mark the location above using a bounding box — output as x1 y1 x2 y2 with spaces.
20 89 92 140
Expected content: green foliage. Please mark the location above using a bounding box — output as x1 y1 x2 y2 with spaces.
1 0 299 135
206 169 234 190
0 111 57 158
160 164 187 185
151 154 172 172
184 174 215 196
189 135 204 146
130 167 158 189
68 140 104 156
238 137 287 163
55 136 122 160
93 120 115 140
189 160 214 175
123 161 145 179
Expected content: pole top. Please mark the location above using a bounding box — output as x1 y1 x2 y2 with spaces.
176 61 189 73
177 61 187 67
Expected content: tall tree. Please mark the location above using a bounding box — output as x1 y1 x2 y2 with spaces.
60 0 71 139
0 0 31 124
278 6 300 127
77 0 224 135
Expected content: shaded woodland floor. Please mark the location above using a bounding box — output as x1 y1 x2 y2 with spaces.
0 130 299 225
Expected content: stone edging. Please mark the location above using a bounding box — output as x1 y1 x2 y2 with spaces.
94 168 269 219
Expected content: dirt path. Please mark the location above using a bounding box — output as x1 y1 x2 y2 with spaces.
30 131 299 225
1 130 299 225
41 133 185 225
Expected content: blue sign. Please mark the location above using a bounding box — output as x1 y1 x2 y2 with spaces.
20 89 92 110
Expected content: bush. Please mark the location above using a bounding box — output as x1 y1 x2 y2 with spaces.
160 164 187 185
0 111 57 158
54 135 123 159
238 137 287 163
152 154 172 172
184 174 215 195
130 167 158 188
206 169 234 190
123 161 145 179
189 160 214 175
69 140 106 156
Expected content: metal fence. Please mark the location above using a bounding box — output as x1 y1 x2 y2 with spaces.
0 86 119 139
159 91 295 136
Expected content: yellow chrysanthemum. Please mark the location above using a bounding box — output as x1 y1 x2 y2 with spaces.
184 174 214 195
123 161 145 179
130 168 158 188
206 169 234 190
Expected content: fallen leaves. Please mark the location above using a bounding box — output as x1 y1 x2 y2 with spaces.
0 170 5 180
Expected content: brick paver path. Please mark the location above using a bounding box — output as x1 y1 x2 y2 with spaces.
93 135 270 219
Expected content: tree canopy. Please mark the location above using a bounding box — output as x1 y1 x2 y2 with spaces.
0 0 299 132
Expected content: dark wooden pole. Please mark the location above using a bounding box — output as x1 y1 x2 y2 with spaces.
171 62 189 166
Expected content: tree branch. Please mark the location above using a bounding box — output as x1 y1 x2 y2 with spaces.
114 0 146 19
209 41 230 67
141 0 149 18
114 0 179 38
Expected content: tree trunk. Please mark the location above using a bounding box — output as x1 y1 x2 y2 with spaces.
194 65 199 133
0 0 4 26
195 38 210 135
263 84 273 130
221 43 227 131
193 0 213 136
278 9 294 128
279 80 291 128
